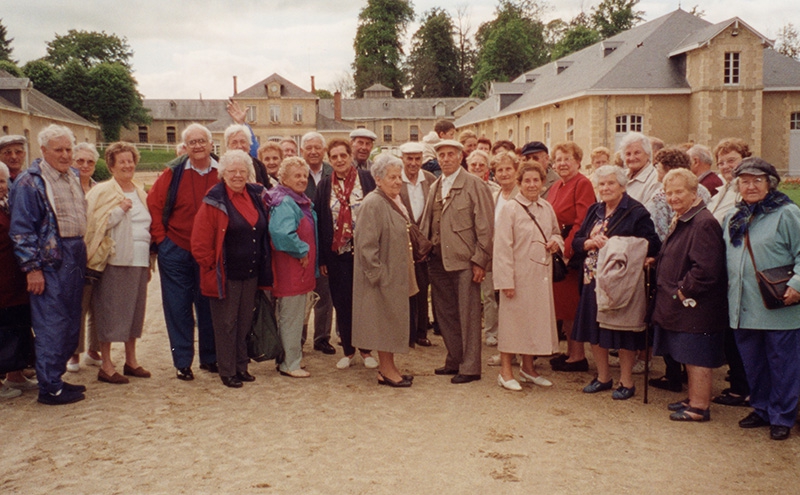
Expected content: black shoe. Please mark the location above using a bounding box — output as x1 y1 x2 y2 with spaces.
432 321 441 336
649 376 682 392
61 381 87 393
236 371 256 382
451 374 481 384
176 367 194 381
378 372 412 388
314 340 336 355
553 358 589 372
415 338 432 347
434 366 458 375
200 362 218 373
739 411 770 429
770 425 791 440
712 389 749 407
38 388 85 405
549 354 568 366
221 376 243 388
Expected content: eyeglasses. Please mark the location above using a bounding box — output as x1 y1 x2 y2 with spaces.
226 169 248 177
187 139 208 147
739 177 766 187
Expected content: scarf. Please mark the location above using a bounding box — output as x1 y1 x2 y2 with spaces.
728 190 794 247
268 185 313 225
331 166 357 252
0 196 8 216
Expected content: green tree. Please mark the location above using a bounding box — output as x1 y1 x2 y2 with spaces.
454 7 477 97
0 19 15 63
45 29 133 70
471 0 548 98
591 0 644 39
551 12 601 61
55 60 92 118
315 89 334 99
88 62 149 141
405 8 461 97
22 59 58 94
0 60 22 77
352 0 414 98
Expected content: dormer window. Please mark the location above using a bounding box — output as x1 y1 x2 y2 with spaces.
724 52 740 85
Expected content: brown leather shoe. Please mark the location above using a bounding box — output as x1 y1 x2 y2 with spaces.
98 369 129 384
123 364 151 378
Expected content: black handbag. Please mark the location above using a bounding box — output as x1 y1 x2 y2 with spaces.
514 199 567 283
745 231 798 310
0 307 35 374
248 291 284 363
381 190 433 262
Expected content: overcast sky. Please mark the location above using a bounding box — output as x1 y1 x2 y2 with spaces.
4 0 798 100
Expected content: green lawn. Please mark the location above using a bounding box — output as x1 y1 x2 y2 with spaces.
780 185 800 204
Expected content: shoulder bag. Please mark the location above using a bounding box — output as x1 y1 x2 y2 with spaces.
745 230 798 310
514 199 567 282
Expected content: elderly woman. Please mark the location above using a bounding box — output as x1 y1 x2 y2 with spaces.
268 157 317 378
588 147 611 175
0 162 37 398
709 138 751 224
724 158 800 441
84 142 152 384
352 153 417 387
191 150 272 388
493 162 563 391
225 124 270 188
315 139 377 370
547 142 595 373
258 142 284 188
67 142 102 372
651 169 727 421
620 132 660 205
467 150 497 188
572 165 660 400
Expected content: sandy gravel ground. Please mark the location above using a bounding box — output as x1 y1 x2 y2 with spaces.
2 269 799 494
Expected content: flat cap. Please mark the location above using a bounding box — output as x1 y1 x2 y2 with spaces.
734 157 780 182
433 139 463 151
398 142 424 154
0 135 26 149
520 141 548 156
350 129 377 141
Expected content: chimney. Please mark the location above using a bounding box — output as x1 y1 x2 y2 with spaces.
311 75 316 93
233 76 238 95
334 91 342 122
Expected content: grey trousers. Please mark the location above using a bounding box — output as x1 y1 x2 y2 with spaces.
209 277 258 378
276 293 307 372
428 256 482 376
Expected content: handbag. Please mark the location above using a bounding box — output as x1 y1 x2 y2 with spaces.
0 307 35 374
248 290 284 363
514 199 567 282
745 230 798 310
382 191 433 262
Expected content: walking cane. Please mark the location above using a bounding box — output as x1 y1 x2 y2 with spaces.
643 266 651 404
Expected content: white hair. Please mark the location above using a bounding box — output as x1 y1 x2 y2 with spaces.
181 123 212 144
370 152 403 180
73 142 99 161
687 144 713 165
224 124 252 148
37 124 75 148
300 132 325 149
278 156 310 183
619 132 652 159
0 161 9 178
218 150 255 182
592 164 629 188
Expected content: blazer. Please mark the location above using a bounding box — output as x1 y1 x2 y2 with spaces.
420 169 494 272
399 169 436 226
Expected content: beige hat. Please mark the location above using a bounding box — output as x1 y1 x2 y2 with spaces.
0 135 26 150
349 128 378 141
433 139 463 151
398 142 424 154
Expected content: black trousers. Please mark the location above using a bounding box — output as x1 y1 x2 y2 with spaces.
327 251 370 357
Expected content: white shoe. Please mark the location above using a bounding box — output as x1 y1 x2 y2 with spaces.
362 355 379 369
485 335 498 346
336 356 355 369
4 376 38 390
66 360 80 373
497 374 522 391
0 384 23 399
281 368 310 378
632 359 647 374
519 369 553 387
608 355 620 367
84 354 103 367
487 354 501 366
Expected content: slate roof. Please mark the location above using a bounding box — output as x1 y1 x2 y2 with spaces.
457 9 800 128
0 70 98 127
316 113 355 132
364 83 392 92
235 73 317 99
319 96 480 121
142 99 228 121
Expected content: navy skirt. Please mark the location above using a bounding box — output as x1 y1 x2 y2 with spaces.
653 324 725 368
571 279 646 351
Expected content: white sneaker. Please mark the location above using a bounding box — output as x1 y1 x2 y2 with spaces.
497 374 522 391
4 376 38 390
608 356 620 367
336 356 355 369
485 335 498 346
66 360 80 373
0 384 22 399
519 369 553 387
631 359 647 374
84 354 103 367
362 355 379 369
487 354 501 366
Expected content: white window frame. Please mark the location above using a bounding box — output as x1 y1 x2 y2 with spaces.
724 52 740 85
269 105 280 124
292 105 303 124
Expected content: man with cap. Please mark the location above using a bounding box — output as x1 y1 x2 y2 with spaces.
399 142 437 347
520 141 559 199
421 139 494 384
350 129 377 171
0 135 28 183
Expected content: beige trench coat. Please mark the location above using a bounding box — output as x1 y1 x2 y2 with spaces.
493 194 564 356
352 191 416 354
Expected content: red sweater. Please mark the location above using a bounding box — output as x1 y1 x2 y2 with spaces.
0 209 29 308
148 167 219 251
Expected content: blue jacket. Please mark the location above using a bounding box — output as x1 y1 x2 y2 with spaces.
8 160 77 273
724 202 800 330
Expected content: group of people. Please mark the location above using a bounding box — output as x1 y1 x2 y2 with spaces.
2 119 799 443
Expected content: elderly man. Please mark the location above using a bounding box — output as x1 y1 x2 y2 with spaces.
422 139 494 384
147 123 218 380
688 144 723 197
299 132 335 354
280 138 298 158
398 142 436 347
9 125 87 405
0 135 27 182
225 124 270 187
621 132 660 204
520 141 559 199
350 129 377 171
